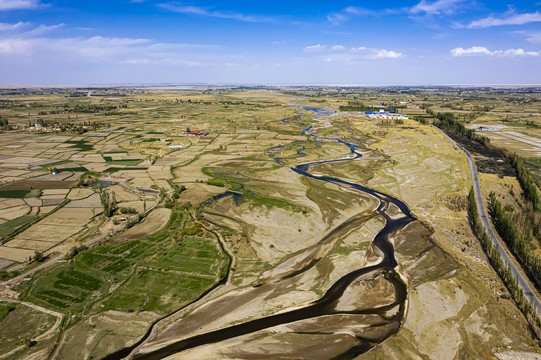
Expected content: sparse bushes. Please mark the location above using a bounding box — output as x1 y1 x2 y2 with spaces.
68 244 88 259
207 178 227 187
100 190 117 217
179 224 203 237
164 185 187 208
32 250 44 263
120 207 137 215
125 213 143 229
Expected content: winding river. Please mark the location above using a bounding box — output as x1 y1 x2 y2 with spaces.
113 107 421 360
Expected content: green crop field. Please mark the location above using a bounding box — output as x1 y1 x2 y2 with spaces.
65 140 94 151
102 156 145 166
0 190 30 198
0 215 37 237
102 269 215 313
25 210 229 315
148 236 227 276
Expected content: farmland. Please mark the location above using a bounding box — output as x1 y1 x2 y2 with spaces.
0 87 540 359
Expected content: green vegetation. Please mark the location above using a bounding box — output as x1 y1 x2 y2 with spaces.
244 192 307 213
0 303 16 323
489 193 541 289
149 237 225 276
58 166 88 173
201 166 307 213
119 206 137 215
104 167 146 173
163 184 187 208
65 140 94 151
339 102 406 112
432 111 491 147
0 216 37 237
206 177 227 187
434 111 540 211
24 210 229 316
103 269 214 313
0 190 30 198
513 155 540 211
125 213 144 229
32 250 44 263
100 190 117 217
102 156 144 166
468 188 541 332
0 305 55 355
340 105 376 112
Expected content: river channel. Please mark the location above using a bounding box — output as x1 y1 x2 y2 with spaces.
127 107 420 359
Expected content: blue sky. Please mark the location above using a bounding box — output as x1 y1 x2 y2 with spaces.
0 0 540 84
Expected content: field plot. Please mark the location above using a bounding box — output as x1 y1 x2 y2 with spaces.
0 199 102 262
0 303 56 356
478 129 541 157
0 88 539 360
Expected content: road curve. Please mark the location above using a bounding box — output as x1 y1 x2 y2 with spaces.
433 125 541 318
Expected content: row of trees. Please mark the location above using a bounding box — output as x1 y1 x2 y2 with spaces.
468 188 541 333
0 118 10 130
61 103 126 113
513 155 540 210
431 110 540 211
100 190 117 217
489 193 541 289
430 110 491 147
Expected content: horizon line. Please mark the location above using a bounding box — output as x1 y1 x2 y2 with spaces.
1 83 541 89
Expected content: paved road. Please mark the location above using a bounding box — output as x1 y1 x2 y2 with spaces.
433 125 541 318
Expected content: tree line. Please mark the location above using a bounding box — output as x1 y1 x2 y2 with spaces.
468 188 541 335
489 193 541 289
431 110 540 210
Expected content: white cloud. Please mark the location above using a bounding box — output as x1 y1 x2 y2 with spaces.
495 48 540 56
331 45 346 51
304 44 403 61
450 46 493 56
158 3 273 23
521 31 541 43
327 6 390 25
25 23 64 35
0 35 226 69
0 22 63 35
328 0 467 25
0 21 28 31
371 49 403 59
303 44 327 52
351 46 368 52
450 46 539 57
410 0 467 16
327 12 349 25
0 0 42 10
466 11 541 28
